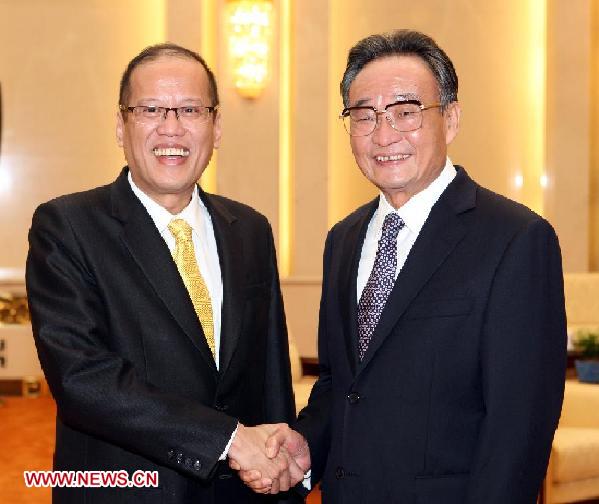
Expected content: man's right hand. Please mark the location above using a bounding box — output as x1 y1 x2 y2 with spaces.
231 423 311 494
227 423 294 494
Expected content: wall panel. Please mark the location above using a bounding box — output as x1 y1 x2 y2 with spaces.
0 0 165 270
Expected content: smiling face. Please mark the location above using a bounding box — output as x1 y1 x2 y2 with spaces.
116 56 221 213
348 55 460 208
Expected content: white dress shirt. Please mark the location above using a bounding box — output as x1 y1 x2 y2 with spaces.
303 161 456 491
357 158 457 301
128 173 238 460
128 172 224 367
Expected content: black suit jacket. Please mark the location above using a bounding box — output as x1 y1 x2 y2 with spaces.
296 167 567 504
26 168 296 503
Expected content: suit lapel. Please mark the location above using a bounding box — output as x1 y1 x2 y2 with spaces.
111 170 218 374
199 191 244 377
356 168 476 374
339 200 378 376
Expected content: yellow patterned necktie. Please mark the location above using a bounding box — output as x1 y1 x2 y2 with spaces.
168 218 215 358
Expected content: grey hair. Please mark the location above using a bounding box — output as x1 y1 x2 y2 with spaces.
340 30 458 108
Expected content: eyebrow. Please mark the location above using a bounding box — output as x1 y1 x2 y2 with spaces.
351 93 421 108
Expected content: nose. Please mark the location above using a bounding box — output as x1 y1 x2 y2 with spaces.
371 111 401 146
156 109 185 136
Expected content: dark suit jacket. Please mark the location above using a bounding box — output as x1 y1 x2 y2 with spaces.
296 167 567 504
26 168 296 503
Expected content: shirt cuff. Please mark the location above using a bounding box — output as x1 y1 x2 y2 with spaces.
219 423 239 461
302 469 312 490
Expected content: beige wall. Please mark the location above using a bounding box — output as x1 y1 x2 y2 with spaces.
545 0 591 272
591 1 599 271
0 0 597 357
215 0 281 242
0 0 166 270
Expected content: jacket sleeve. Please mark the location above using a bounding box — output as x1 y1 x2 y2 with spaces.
465 217 567 503
26 201 237 480
294 229 334 483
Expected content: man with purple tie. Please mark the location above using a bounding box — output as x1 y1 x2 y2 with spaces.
238 29 567 504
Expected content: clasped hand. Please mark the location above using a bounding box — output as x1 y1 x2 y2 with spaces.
228 423 311 494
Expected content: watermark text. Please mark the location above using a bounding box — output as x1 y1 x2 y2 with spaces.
24 470 159 488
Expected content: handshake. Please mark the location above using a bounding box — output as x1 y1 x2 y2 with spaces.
228 423 311 494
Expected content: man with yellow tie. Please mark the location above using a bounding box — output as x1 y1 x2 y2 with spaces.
25 43 300 504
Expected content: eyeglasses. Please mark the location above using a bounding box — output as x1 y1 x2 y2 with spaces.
340 100 442 137
119 105 218 125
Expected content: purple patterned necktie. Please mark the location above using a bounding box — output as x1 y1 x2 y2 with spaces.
358 213 405 361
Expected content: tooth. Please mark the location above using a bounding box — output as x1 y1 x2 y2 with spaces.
153 148 190 157
376 154 410 161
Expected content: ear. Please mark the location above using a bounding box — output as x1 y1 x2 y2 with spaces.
212 109 222 149
116 109 125 148
444 101 461 145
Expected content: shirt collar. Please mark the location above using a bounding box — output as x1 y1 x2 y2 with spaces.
127 170 206 236
376 157 457 234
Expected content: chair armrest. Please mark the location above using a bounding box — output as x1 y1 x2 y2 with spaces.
559 381 599 428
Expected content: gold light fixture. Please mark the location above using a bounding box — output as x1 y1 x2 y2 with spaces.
226 0 273 98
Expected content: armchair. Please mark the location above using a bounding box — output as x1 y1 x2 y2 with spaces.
542 381 599 503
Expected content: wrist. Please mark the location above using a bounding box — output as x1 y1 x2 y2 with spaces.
229 422 245 457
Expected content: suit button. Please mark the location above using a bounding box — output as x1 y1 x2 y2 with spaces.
335 466 345 479
167 449 175 460
215 403 229 411
176 452 183 464
193 460 202 472
347 392 360 404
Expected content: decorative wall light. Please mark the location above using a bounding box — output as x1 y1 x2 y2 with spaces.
226 0 273 98
514 173 524 189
